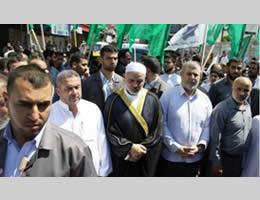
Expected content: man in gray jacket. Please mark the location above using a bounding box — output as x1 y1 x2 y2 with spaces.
0 64 97 177
209 77 252 177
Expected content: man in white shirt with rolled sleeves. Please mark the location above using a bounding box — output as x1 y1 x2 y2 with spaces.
48 70 112 176
157 61 212 177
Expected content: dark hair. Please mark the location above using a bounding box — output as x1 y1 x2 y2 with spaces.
118 49 130 59
43 50 55 60
70 52 86 66
227 57 243 66
165 53 177 63
55 52 64 57
7 64 51 93
249 60 259 70
192 55 201 64
210 68 224 78
142 56 161 74
100 45 118 57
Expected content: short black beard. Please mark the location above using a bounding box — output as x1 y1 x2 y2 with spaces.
228 74 240 81
248 74 257 80
165 67 174 74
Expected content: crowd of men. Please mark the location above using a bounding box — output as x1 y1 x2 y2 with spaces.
0 41 259 177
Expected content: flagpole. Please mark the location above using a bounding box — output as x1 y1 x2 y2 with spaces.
87 32 96 63
40 24 46 51
30 28 44 60
202 44 216 69
201 24 208 66
74 29 77 47
26 24 33 49
134 46 136 62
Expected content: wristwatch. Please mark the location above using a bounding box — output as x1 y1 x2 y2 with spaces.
197 144 206 153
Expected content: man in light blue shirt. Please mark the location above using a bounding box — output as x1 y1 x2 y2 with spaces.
157 61 212 177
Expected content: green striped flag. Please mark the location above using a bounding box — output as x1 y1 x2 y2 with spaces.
29 24 34 30
128 24 171 64
116 24 132 49
86 24 107 47
226 24 246 58
207 24 224 45
238 35 253 60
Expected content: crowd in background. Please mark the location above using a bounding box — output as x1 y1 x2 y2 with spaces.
0 40 259 177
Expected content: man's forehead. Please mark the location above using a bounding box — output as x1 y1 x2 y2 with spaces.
103 52 118 57
62 77 81 85
230 62 242 67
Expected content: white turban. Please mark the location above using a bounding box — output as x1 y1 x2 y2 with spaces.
125 62 146 75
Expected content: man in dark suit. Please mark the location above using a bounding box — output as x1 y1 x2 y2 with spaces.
141 56 170 98
0 64 97 177
82 45 125 112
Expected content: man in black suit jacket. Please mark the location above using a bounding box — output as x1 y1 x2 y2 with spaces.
82 45 125 112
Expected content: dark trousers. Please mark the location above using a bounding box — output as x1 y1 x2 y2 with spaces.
198 148 211 177
156 156 201 177
221 151 243 177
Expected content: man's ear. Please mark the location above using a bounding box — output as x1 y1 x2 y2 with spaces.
55 87 61 97
3 91 8 105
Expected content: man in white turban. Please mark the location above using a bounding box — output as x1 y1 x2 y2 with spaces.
103 62 163 177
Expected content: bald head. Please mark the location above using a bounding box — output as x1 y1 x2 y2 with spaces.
232 77 252 105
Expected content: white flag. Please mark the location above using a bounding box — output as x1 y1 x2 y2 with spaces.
165 24 207 51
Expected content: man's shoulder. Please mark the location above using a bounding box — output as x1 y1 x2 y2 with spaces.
114 72 124 82
84 72 101 83
79 99 102 112
213 97 230 112
43 122 88 148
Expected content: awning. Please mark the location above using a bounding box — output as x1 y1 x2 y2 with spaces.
81 24 89 32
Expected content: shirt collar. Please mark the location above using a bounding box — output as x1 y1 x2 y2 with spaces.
146 77 159 88
227 96 249 111
58 99 81 114
178 84 198 99
3 121 47 148
100 71 115 83
123 87 142 103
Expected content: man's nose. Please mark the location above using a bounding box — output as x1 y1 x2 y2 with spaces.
29 105 39 121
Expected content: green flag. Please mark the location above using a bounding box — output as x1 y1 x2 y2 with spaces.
45 24 55 28
128 24 153 51
73 24 79 30
116 24 132 49
148 24 171 64
227 24 246 58
86 24 106 47
29 24 34 30
238 35 253 60
207 24 224 45
258 28 260 57
128 24 171 64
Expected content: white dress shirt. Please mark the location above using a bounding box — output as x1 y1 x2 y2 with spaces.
160 73 181 88
160 84 212 163
48 99 112 176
